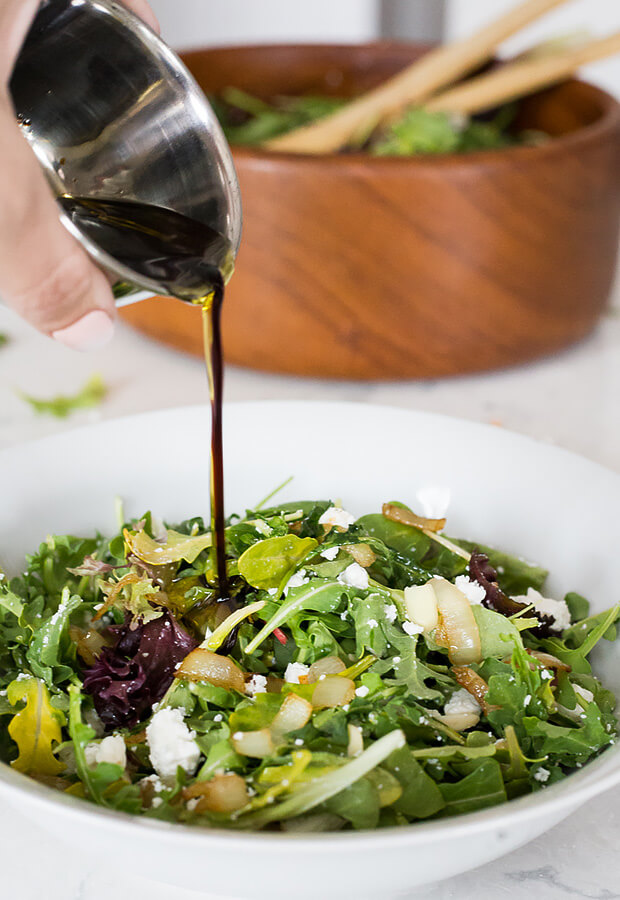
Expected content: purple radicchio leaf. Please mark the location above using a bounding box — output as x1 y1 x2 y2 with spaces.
468 549 554 636
82 611 197 729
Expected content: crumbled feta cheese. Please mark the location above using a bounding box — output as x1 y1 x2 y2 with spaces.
392 656 401 664
186 797 199 812
246 674 268 696
146 708 200 778
283 569 309 595
318 507 356 531
524 694 531 705
151 797 163 809
534 767 550 783
513 587 571 632
320 546 340 561
267 587 278 596
338 562 369 590
574 684 594 704
294 738 305 746
141 773 164 793
285 662 310 684
402 620 424 636
355 685 370 698
444 689 482 716
455 575 486 606
415 485 451 519
84 734 127 770
366 618 379 629
213 714 223 723
384 604 397 623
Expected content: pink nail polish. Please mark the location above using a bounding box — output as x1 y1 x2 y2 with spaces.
51 310 114 351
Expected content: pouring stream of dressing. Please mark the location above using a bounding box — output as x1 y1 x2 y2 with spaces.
60 196 232 604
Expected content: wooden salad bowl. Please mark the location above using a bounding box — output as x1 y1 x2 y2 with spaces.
121 43 620 379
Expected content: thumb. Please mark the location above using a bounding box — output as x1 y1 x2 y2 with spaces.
0 96 116 350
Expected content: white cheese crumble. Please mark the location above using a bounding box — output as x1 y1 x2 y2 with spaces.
366 618 379 628
574 684 594 704
246 674 268 696
213 714 223 723
513 587 571 632
146 707 200 778
384 604 397 623
284 662 310 684
444 689 482 716
355 685 370 698
338 562 369 590
415 485 451 519
455 575 486 606
534 767 550 783
318 507 356 531
320 546 340 561
283 569 310 596
402 620 424 636
84 734 126 770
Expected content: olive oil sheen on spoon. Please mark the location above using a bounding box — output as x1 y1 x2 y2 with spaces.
59 196 232 601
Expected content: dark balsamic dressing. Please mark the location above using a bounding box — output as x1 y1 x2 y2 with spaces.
59 196 231 601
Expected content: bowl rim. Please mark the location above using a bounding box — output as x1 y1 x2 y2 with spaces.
181 40 620 170
2 400 620 851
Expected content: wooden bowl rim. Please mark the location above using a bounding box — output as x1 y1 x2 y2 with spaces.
184 40 620 171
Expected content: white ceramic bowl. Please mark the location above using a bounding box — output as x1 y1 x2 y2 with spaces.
1 401 620 899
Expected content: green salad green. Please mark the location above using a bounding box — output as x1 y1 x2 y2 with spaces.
211 88 547 155
0 496 617 832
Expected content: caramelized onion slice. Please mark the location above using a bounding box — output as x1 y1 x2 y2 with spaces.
344 544 377 568
347 724 364 757
175 648 245 693
307 656 346 684
231 728 275 758
434 711 480 731
403 583 438 632
271 693 313 741
312 676 356 710
452 665 496 714
433 578 481 665
184 773 249 814
382 502 446 534
527 649 572 673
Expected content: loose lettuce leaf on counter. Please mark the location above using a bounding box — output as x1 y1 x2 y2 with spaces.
19 373 106 419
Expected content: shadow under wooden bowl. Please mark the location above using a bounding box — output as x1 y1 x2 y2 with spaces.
121 42 620 379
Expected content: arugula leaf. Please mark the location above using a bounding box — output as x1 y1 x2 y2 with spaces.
26 588 83 686
383 747 445 819
322 776 380 829
19 373 106 419
236 730 406 829
7 677 65 775
68 685 125 806
439 759 507 816
245 579 348 655
473 605 524 659
238 535 318 591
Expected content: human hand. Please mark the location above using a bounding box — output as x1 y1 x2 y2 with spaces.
0 0 159 350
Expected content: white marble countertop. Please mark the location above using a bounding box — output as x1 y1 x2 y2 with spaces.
1 273 619 900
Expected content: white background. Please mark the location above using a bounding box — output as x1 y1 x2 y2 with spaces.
149 0 619 95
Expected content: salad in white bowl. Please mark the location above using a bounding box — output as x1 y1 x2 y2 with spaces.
1 402 619 899
1 491 617 831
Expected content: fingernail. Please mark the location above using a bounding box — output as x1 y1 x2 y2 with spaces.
52 310 114 351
